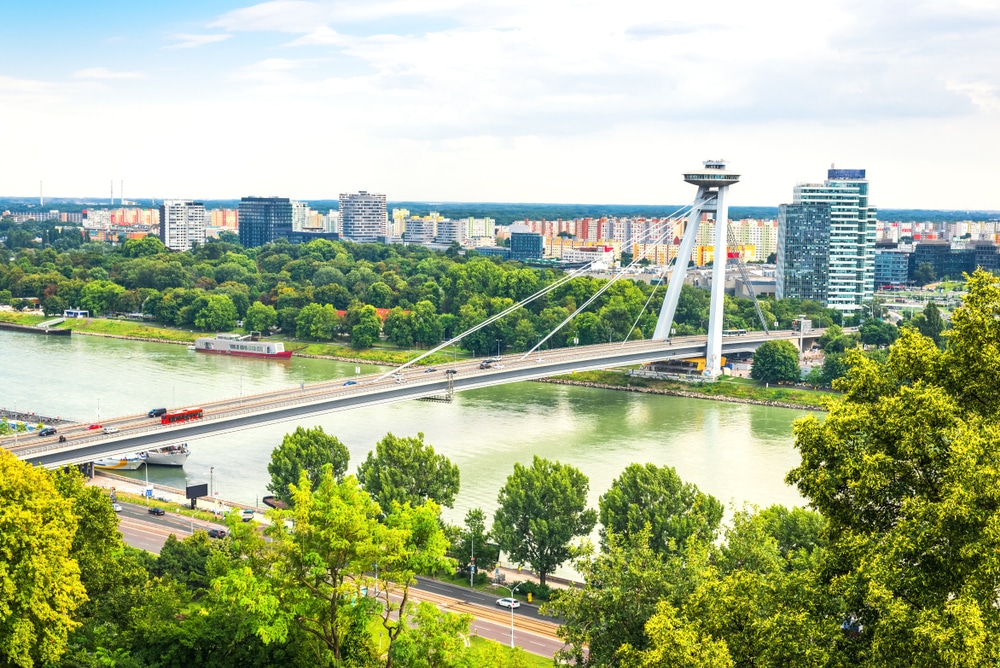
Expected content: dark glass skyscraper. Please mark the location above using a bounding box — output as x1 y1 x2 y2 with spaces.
238 197 293 248
776 203 831 303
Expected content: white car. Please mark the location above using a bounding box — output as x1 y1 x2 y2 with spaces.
112 503 122 512
103 426 120 434
496 598 521 609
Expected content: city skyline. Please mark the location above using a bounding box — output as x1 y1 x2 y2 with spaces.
2 1 998 209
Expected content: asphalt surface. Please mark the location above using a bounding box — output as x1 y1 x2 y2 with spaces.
414 576 557 624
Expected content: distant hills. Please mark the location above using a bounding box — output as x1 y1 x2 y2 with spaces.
2 197 997 226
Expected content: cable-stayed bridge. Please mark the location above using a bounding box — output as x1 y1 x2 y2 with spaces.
4 160 823 470
5 330 819 469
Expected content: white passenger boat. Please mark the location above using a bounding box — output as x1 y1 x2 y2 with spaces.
143 443 190 467
93 453 146 470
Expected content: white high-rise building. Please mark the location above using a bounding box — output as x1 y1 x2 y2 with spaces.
159 200 206 251
339 191 388 242
291 201 310 232
435 218 465 246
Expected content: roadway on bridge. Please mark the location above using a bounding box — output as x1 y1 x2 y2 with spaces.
5 331 810 469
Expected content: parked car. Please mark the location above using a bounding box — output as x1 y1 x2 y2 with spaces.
207 528 227 539
148 408 167 418
87 423 102 430
148 507 165 516
38 427 57 437
103 426 119 434
496 598 521 609
242 509 255 522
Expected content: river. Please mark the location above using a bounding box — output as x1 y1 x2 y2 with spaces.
1 330 813 572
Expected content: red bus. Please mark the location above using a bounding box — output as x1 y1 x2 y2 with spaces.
161 408 204 425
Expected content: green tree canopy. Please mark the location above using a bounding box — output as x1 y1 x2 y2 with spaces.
749 339 801 384
912 261 936 286
243 301 278 333
267 425 350 506
0 451 87 668
357 432 460 509
599 462 723 555
493 455 597 586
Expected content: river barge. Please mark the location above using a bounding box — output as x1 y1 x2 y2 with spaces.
193 333 292 359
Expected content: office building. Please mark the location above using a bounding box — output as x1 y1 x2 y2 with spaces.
776 168 876 315
435 218 465 246
509 224 544 261
238 197 293 248
405 216 437 244
874 250 910 290
339 191 388 242
159 200 206 251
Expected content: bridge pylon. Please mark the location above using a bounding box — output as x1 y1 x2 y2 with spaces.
651 160 740 378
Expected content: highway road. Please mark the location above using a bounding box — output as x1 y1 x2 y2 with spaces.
6 329 816 469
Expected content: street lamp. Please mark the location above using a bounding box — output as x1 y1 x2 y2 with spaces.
495 339 501 358
496 582 522 648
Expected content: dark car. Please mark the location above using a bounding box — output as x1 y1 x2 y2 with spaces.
148 507 165 516
445 369 458 375
148 408 167 418
207 528 227 539
38 427 57 437
424 367 437 373
343 380 357 386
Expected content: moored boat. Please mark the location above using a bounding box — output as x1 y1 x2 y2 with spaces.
143 443 190 466
93 452 146 470
193 333 292 359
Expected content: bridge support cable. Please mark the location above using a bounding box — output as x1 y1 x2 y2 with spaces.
622 263 670 345
520 203 706 360
726 222 770 335
380 202 704 379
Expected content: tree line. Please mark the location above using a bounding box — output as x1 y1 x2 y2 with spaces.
1 225 847 353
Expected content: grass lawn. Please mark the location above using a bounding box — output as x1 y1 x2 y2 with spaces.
0 311 49 325
57 317 206 342
564 369 835 410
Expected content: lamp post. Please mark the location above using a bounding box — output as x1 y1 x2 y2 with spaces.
470 532 475 589
798 314 806 360
495 338 501 359
496 582 522 648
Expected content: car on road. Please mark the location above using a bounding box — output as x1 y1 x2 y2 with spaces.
343 380 357 386
479 362 492 369
87 423 103 430
38 427 57 437
242 509 255 522
112 503 122 512
148 507 165 516
445 369 458 375
148 408 167 418
207 528 227 539
103 426 119 434
496 598 521 609
424 367 437 373
493 363 505 370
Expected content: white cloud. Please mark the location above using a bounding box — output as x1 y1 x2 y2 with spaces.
947 82 1000 113
73 67 144 79
164 33 233 49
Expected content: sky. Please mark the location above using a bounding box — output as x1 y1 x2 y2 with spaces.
1 0 998 209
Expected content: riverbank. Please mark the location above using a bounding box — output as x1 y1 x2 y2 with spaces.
546 370 832 410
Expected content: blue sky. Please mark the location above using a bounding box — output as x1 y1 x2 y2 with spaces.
2 0 998 209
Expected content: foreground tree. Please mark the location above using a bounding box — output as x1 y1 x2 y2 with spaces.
493 456 597 586
0 451 87 668
749 339 801 384
267 426 350 506
599 463 723 555
357 432 460 509
787 271 1000 664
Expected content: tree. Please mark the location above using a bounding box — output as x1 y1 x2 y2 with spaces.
786 274 1000 664
351 304 382 348
910 301 946 345
388 602 474 668
912 261 936 286
267 426 350 506
123 235 166 258
617 601 734 668
749 339 801 384
357 432 460 509
194 293 239 331
454 507 500 577
545 528 686 666
79 279 125 315
493 456 597 586
599 463 723 555
0 451 87 668
244 301 278 333
859 319 899 348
